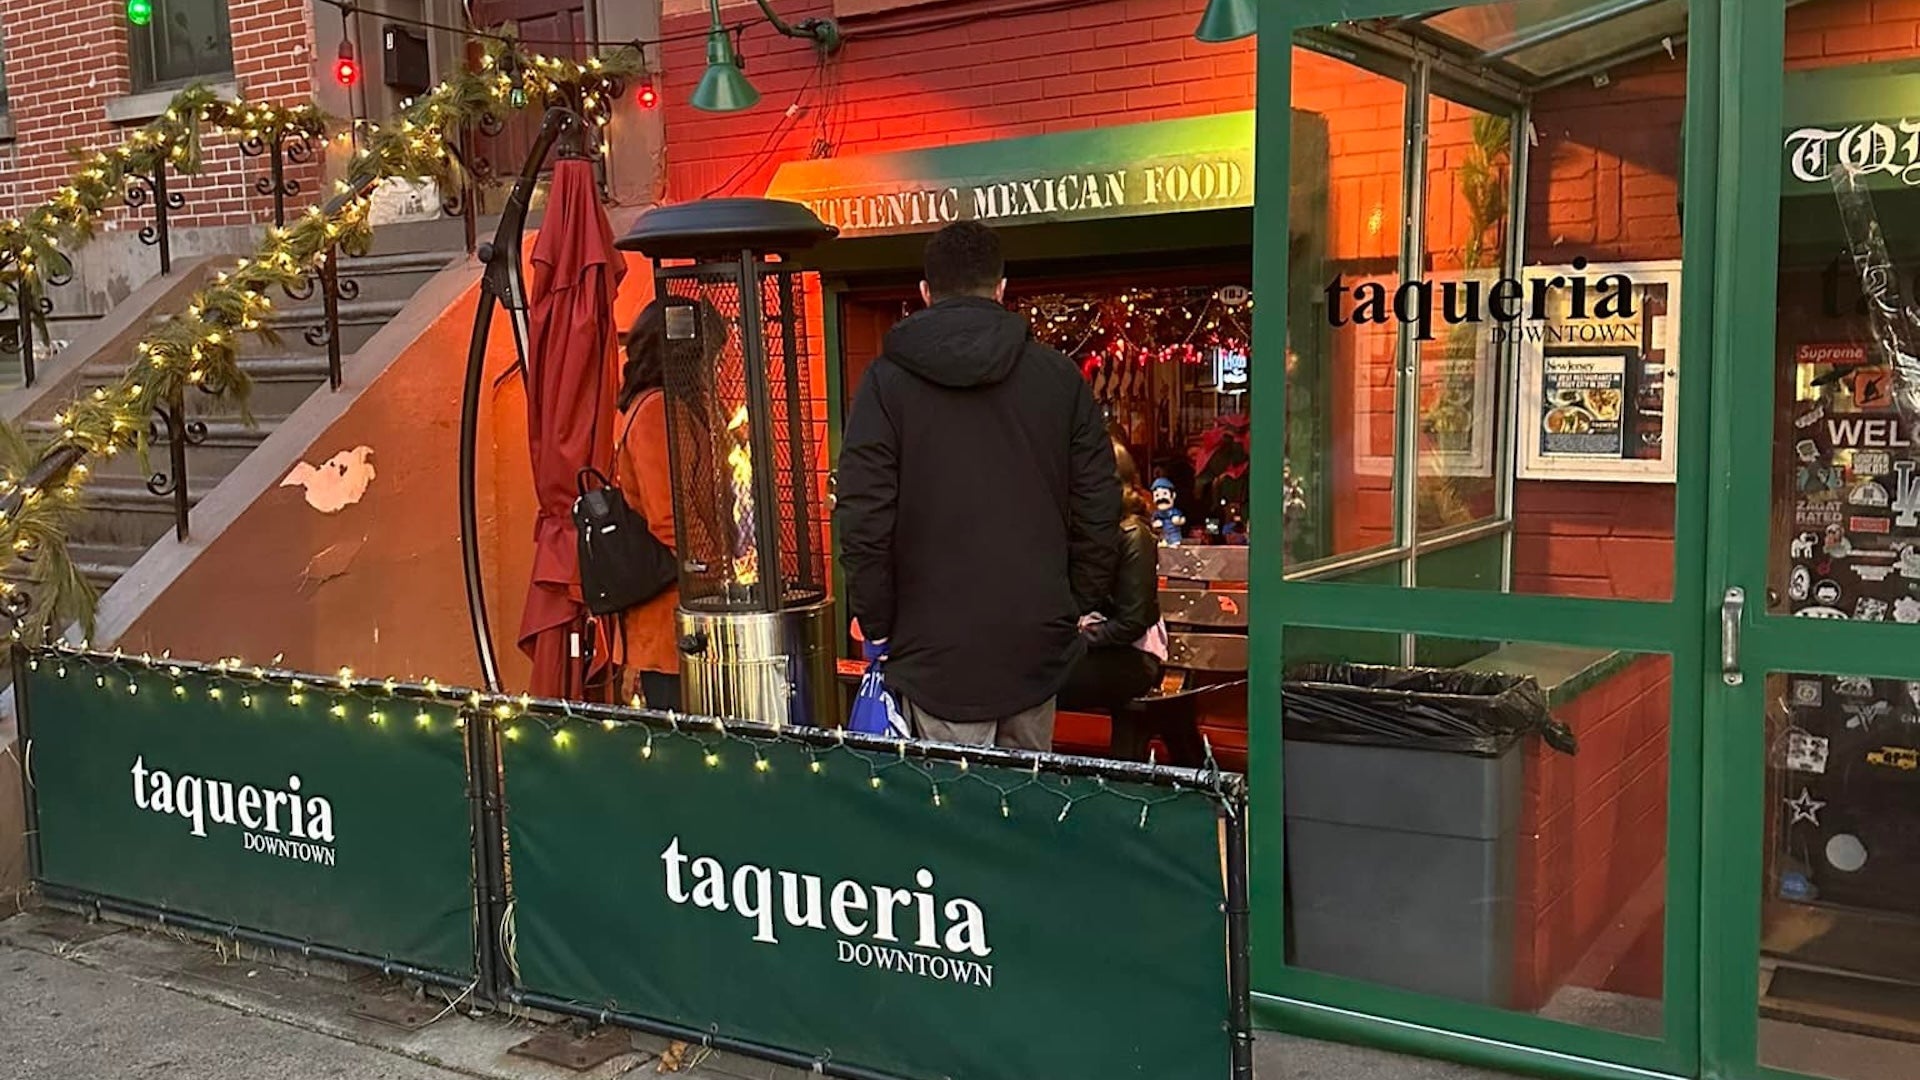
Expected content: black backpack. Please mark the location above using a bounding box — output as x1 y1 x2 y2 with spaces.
573 465 678 616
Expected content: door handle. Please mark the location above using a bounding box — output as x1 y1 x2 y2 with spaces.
1722 586 1745 686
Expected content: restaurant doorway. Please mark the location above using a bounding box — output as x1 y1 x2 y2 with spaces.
1254 1 1707 1079
1703 3 1920 1080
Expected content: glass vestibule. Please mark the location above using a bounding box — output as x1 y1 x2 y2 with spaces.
1255 1 1708 1078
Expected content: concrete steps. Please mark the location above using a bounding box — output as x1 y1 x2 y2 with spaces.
65 240 466 598
0 312 106 390
78 354 331 418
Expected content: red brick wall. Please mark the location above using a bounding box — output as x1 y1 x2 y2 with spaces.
660 0 1253 201
1514 655 1671 1008
3 0 318 229
1508 43 1687 601
1788 0 1920 66
1296 48 1400 557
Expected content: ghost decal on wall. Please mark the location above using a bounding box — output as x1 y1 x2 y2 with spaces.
282 446 376 513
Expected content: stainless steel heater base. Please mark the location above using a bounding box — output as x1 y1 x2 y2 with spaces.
676 600 838 729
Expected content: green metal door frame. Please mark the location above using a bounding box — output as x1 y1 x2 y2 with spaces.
1699 4 1920 1080
1250 1 1723 1078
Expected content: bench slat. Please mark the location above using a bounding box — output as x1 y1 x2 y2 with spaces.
1167 632 1250 673
1160 587 1249 628
1158 545 1249 582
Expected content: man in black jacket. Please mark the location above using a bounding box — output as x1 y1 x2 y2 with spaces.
835 222 1118 750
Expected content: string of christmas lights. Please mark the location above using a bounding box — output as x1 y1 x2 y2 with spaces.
22 643 1238 828
1017 285 1253 369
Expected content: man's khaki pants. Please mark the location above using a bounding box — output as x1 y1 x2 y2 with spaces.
903 697 1057 752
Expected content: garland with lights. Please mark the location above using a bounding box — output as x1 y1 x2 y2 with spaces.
0 88 328 336
0 40 644 641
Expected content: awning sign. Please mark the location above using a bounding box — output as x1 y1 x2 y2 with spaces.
764 111 1254 237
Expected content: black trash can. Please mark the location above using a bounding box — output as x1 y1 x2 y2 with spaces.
1281 664 1576 1007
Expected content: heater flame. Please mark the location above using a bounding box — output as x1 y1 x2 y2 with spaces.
726 404 759 586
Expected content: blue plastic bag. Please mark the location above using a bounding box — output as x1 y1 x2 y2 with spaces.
847 658 911 738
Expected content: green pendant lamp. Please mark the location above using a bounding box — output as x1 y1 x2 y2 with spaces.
692 0 761 113
1194 0 1257 43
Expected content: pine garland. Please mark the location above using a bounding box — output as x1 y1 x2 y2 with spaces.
0 40 644 642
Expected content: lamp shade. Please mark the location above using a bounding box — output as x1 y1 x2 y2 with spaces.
691 30 760 113
1194 0 1256 43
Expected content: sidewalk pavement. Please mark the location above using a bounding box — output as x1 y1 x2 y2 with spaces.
0 910 1523 1080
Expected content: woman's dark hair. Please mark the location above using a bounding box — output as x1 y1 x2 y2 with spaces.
618 301 668 411
1113 438 1151 525
619 298 729 411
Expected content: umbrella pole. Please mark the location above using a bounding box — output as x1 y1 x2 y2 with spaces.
459 285 507 694
457 107 585 695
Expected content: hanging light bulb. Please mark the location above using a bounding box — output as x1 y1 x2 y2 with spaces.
334 41 361 88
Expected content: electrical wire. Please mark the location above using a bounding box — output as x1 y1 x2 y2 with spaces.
700 56 825 199
318 0 736 52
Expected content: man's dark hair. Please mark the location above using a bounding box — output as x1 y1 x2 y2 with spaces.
922 222 1005 300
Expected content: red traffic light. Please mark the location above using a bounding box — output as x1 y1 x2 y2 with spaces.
335 42 360 87
637 82 659 109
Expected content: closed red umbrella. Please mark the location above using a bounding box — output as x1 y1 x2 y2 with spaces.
516 157 624 699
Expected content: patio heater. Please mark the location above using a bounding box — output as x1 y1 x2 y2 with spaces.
614 198 839 728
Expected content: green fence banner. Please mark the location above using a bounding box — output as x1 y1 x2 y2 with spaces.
501 717 1232 1080
22 653 477 976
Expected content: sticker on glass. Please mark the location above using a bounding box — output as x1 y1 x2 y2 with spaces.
1844 700 1892 729
1866 746 1919 771
1785 730 1830 775
1787 788 1826 827
1851 480 1891 507
1895 460 1920 528
1835 675 1876 697
1826 833 1868 873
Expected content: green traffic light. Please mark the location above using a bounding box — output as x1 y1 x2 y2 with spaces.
127 0 154 26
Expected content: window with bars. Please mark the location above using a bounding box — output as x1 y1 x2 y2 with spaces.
129 0 234 92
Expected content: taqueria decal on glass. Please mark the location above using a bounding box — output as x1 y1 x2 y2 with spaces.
1324 257 1638 344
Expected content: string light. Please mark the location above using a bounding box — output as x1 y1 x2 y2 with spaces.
26 645 1225 841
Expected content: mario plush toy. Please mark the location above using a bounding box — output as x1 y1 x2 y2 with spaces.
1150 478 1186 546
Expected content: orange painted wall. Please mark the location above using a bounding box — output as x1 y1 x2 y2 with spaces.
117 244 659 690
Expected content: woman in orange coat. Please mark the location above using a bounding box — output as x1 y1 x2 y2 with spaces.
613 302 682 710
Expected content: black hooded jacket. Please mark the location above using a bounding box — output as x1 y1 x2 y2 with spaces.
836 296 1119 722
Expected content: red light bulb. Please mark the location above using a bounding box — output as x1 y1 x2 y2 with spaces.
335 42 360 87
637 82 659 109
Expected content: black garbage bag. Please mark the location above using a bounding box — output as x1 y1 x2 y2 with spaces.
1283 663 1578 758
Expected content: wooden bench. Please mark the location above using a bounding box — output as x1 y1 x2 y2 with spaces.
1054 545 1251 768
1148 545 1251 700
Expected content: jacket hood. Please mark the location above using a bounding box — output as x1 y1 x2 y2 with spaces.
883 296 1031 388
